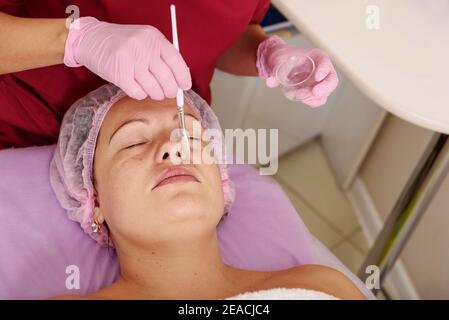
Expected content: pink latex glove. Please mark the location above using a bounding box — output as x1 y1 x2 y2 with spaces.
64 17 191 100
256 36 338 108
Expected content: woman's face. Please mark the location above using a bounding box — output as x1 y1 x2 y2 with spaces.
93 96 225 248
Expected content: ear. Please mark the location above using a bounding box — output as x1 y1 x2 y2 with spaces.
93 206 105 225
94 190 100 206
93 192 104 224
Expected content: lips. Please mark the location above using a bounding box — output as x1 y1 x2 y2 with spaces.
153 166 199 189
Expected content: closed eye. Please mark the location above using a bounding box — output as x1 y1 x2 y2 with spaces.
124 142 146 150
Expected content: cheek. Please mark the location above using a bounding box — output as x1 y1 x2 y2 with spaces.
97 158 149 231
201 165 225 211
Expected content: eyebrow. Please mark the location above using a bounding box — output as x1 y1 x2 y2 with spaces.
109 112 200 145
109 118 149 144
172 112 200 122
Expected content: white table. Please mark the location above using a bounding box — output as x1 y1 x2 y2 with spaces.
272 0 449 295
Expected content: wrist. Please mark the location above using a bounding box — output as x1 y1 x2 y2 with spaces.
55 18 69 63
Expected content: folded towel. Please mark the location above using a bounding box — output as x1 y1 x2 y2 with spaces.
225 287 339 300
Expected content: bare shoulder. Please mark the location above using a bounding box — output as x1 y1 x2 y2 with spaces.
265 264 366 300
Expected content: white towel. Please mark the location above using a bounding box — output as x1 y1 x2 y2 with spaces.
225 287 339 300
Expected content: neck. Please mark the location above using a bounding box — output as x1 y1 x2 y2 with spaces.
113 232 243 299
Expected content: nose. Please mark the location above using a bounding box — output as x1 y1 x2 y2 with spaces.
155 136 188 165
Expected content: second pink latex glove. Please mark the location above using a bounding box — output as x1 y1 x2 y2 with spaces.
256 36 338 108
64 17 191 100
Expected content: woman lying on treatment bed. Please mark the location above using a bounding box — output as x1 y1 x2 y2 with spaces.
49 84 365 300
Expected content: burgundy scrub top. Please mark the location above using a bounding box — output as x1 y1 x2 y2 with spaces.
0 0 269 149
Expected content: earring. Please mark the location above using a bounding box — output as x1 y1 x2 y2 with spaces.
91 218 102 233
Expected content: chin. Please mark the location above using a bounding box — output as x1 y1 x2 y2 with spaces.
165 200 210 220
149 209 217 243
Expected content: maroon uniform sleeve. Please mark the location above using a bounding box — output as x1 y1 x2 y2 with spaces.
0 0 27 16
250 0 270 24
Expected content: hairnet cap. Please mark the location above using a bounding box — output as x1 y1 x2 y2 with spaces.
50 83 235 246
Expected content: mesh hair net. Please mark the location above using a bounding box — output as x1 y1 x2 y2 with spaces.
50 83 235 246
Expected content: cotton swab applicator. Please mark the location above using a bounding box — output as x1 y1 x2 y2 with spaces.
170 4 190 161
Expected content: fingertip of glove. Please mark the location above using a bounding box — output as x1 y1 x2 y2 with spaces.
266 77 279 88
129 90 147 100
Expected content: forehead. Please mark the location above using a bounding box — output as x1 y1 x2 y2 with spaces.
103 96 198 129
